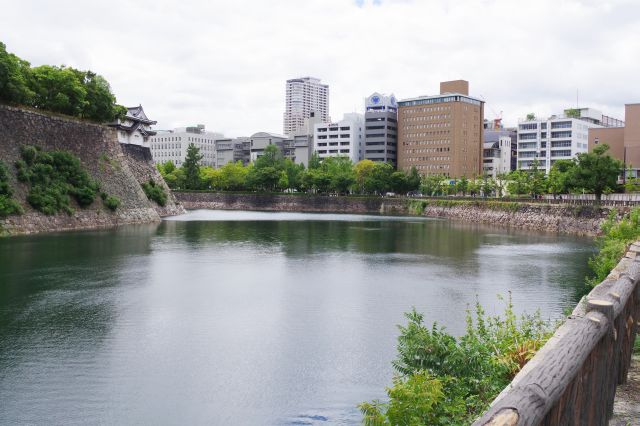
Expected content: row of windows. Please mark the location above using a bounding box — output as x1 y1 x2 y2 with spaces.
402 130 451 138
401 106 452 114
318 149 351 154
402 139 451 146
406 156 451 162
365 117 398 123
407 147 451 154
408 163 451 170
551 121 572 129
400 96 481 108
401 114 451 122
519 133 537 140
551 131 572 138
403 123 449 130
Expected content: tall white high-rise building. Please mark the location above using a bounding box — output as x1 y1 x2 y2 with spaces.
283 77 329 136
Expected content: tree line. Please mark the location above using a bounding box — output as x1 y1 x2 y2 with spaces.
158 144 422 195
421 144 623 201
0 42 125 122
159 143 623 200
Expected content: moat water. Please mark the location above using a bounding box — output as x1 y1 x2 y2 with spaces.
0 210 594 425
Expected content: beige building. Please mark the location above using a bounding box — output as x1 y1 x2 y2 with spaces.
397 80 484 178
588 104 640 176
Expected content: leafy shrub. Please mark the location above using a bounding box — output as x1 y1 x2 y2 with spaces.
103 195 121 211
16 145 99 215
0 161 23 217
587 208 640 287
360 295 553 425
142 179 167 206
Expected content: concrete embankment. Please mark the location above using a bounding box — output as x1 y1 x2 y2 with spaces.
174 192 611 236
0 105 184 235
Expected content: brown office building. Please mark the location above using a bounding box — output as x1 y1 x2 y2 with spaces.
397 80 484 178
588 104 640 176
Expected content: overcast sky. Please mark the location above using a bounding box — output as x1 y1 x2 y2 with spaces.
1 0 639 136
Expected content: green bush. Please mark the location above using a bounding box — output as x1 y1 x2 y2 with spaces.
103 195 121 211
16 145 99 215
142 179 167 206
0 161 23 217
360 295 553 425
587 208 640 287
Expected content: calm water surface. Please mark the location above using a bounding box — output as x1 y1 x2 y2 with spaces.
0 210 594 425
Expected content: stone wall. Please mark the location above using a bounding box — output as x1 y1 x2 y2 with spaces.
0 105 183 235
174 192 610 236
120 144 184 217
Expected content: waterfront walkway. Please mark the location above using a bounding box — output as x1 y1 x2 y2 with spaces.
610 354 640 425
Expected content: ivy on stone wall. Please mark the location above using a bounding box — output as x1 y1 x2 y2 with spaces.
0 160 23 217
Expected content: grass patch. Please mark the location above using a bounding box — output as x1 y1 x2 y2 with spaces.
15 145 99 215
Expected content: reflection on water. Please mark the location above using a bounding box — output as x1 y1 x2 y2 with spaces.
0 210 594 425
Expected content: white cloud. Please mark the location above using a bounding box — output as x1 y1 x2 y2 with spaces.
1 0 639 136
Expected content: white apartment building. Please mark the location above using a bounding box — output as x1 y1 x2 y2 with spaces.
517 109 612 173
313 113 364 163
283 77 329 136
149 125 223 167
483 129 515 178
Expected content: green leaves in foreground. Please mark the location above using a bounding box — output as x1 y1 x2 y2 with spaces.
360 295 553 425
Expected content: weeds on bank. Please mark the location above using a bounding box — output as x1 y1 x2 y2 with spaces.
360 295 553 425
587 208 640 287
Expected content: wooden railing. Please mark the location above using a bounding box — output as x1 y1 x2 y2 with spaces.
473 243 640 426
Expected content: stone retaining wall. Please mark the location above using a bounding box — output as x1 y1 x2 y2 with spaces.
0 105 183 235
174 192 609 236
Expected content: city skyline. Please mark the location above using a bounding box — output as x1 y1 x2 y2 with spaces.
1 0 638 137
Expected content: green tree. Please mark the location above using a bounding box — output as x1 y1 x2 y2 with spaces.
406 167 421 192
220 161 248 191
354 159 376 194
456 176 469 196
528 159 547 198
308 151 322 170
506 170 530 196
480 175 495 197
77 70 125 122
28 65 88 117
390 171 408 194
571 144 622 201
547 160 575 197
255 144 283 170
182 143 203 189
324 156 355 194
421 174 445 196
0 42 34 105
